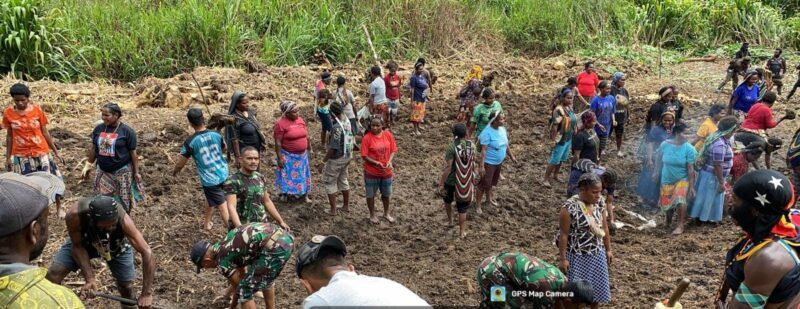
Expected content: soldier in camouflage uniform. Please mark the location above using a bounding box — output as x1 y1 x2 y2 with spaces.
476 251 594 309
191 222 294 309
224 146 291 229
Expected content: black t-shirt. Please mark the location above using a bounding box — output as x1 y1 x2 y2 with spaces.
92 123 137 173
233 112 263 149
571 131 598 163
645 100 682 131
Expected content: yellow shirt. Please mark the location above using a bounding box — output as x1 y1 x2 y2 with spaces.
694 118 718 151
0 266 84 308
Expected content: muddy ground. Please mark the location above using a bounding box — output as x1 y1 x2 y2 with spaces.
4 55 800 308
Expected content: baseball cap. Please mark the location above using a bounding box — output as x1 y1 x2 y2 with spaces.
190 240 211 274
23 172 65 204
0 172 64 236
295 235 347 277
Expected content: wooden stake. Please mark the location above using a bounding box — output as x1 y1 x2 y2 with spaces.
190 73 212 116
362 25 381 67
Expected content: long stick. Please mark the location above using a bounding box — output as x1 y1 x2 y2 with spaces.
94 292 164 309
362 24 381 67
190 73 212 116
94 292 137 306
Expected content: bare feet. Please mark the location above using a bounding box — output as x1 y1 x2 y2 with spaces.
384 214 396 223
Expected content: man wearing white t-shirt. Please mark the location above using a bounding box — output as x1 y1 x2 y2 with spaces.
296 235 431 308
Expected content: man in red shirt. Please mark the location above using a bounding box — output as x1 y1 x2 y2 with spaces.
384 61 402 128
736 91 794 169
741 92 793 133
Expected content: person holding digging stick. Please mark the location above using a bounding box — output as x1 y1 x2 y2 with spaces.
47 195 155 309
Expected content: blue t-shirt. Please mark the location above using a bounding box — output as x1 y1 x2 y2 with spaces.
409 73 429 102
590 95 616 137
657 141 697 184
733 84 760 113
479 126 509 165
180 130 229 187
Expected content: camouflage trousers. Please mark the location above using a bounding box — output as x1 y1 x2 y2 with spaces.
237 232 294 302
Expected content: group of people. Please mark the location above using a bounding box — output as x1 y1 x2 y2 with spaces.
5 48 800 308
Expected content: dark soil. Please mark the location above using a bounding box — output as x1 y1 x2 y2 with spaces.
5 57 797 308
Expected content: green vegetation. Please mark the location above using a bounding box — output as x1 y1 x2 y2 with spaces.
2 0 800 81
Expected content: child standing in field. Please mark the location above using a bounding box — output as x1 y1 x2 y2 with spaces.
384 61 402 128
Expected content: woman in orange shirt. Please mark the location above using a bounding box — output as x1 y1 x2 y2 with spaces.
3 83 66 216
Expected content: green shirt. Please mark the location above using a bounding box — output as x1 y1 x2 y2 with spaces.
224 171 268 224
477 252 566 307
472 100 503 136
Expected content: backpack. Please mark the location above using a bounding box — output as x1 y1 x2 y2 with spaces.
454 140 477 203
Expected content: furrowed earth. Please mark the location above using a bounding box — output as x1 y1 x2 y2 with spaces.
5 55 797 308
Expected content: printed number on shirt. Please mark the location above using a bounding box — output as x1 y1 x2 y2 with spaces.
199 144 223 165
